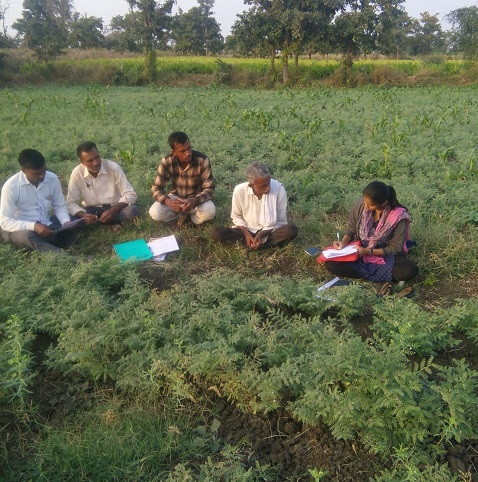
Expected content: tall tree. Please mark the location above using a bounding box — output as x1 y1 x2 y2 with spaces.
375 0 411 59
332 0 409 60
332 0 377 61
171 0 223 55
126 0 174 81
446 6 478 60
108 13 143 52
199 0 223 55
69 14 104 49
0 0 11 36
12 0 73 59
229 7 281 69
243 0 343 84
407 12 445 56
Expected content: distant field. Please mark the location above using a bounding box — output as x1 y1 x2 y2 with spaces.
3 50 477 87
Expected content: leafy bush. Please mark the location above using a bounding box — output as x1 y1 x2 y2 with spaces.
0 315 36 406
27 266 475 460
372 298 460 356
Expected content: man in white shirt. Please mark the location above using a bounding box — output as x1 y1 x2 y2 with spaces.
211 163 298 249
67 141 139 227
0 149 76 253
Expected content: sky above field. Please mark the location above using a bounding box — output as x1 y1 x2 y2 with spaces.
4 0 477 36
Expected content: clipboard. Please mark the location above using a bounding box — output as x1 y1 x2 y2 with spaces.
317 241 360 263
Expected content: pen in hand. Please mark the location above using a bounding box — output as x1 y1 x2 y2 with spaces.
335 231 342 249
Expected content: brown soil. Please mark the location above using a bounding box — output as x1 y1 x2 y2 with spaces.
214 398 384 481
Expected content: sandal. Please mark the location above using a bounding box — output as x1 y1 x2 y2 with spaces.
395 286 414 299
377 281 392 297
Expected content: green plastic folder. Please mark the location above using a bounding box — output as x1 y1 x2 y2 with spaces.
113 239 153 262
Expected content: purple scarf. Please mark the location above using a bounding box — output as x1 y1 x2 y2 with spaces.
359 205 410 264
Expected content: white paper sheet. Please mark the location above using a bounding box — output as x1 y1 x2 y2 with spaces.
147 235 180 260
321 245 358 259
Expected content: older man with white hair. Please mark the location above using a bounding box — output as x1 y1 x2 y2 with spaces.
211 162 298 249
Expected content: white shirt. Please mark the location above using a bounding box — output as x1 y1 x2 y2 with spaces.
66 159 137 215
231 181 288 233
0 170 70 232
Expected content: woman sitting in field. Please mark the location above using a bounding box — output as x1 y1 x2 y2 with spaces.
325 181 418 282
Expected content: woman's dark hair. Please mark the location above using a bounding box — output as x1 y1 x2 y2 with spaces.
363 181 406 210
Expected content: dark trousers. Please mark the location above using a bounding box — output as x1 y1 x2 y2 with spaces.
211 224 298 248
84 204 139 223
325 254 419 282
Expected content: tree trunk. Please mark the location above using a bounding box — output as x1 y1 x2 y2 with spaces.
145 46 157 82
282 37 290 85
269 45 276 73
282 53 289 85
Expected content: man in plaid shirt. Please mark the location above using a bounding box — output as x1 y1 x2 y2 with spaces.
149 131 216 225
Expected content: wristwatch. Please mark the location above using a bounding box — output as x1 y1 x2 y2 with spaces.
370 248 374 255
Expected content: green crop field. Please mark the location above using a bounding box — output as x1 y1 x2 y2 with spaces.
6 53 476 87
1 84 478 481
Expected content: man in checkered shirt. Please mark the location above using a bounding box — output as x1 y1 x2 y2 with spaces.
149 131 215 225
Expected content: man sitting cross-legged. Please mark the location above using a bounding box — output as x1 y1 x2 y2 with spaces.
211 162 298 249
67 141 139 229
0 148 77 253
149 131 216 226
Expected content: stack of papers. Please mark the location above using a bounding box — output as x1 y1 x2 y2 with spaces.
147 235 180 262
320 245 358 259
113 235 180 263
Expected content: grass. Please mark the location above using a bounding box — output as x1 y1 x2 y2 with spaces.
2 83 478 277
1 84 478 480
2 389 272 481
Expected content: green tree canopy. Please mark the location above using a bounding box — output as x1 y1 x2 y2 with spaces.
69 14 104 49
332 0 377 60
375 0 411 58
242 0 344 84
108 13 143 52
171 0 223 56
12 0 73 59
407 11 445 56
112 0 174 80
446 6 478 60
229 7 281 62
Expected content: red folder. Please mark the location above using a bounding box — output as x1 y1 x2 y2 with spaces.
317 241 360 263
